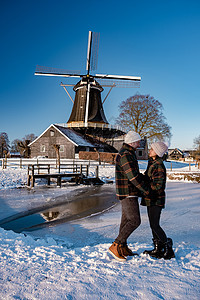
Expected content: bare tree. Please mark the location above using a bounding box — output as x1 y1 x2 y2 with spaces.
11 139 21 153
18 140 31 158
23 134 37 142
194 135 200 154
0 132 10 157
53 144 60 171
17 133 37 158
116 94 172 142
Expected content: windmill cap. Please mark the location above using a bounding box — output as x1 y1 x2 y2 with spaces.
151 142 168 157
124 131 141 144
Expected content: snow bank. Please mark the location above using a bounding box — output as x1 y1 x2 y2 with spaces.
0 163 200 299
0 226 199 299
0 167 27 190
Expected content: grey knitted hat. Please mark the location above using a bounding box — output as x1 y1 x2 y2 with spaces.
151 142 168 157
124 131 141 144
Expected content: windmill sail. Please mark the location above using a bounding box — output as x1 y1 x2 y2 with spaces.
35 65 81 78
90 32 100 71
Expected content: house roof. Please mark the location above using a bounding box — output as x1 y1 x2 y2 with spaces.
29 124 95 148
54 124 94 147
168 148 184 155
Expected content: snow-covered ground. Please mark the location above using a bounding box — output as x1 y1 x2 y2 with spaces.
0 161 200 299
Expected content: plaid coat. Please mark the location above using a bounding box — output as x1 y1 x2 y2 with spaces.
115 143 149 200
141 157 166 207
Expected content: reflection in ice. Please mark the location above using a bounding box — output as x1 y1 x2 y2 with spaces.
0 185 118 233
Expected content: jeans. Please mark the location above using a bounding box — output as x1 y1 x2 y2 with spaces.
147 205 167 243
115 196 141 244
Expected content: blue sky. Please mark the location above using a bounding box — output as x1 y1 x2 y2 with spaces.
1 0 200 149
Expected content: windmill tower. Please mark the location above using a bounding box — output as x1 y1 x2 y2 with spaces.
35 31 141 139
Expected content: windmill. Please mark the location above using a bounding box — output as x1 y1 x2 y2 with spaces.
35 31 141 139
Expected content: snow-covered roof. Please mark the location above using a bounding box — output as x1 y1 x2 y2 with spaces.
169 148 184 155
54 124 94 147
28 124 95 148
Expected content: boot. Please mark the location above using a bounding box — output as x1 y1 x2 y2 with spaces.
143 239 164 259
163 238 175 260
120 243 138 256
108 242 126 261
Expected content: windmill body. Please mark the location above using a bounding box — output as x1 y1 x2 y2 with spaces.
35 31 141 139
68 77 108 125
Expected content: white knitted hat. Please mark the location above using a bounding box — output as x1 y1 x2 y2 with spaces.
124 131 141 144
151 142 168 157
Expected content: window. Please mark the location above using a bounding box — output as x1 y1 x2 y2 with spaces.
40 145 46 152
138 150 143 157
50 130 55 137
60 145 64 152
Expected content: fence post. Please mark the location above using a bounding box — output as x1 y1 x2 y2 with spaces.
86 165 89 177
27 165 30 186
95 166 99 178
47 165 50 185
189 162 191 171
171 162 172 171
20 158 22 169
3 158 7 169
31 165 35 188
36 159 39 174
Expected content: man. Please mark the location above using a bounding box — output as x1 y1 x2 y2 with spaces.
108 131 150 261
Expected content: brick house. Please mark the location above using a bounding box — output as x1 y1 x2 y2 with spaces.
29 124 95 159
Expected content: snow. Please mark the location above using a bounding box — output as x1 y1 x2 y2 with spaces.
54 124 95 147
0 161 200 299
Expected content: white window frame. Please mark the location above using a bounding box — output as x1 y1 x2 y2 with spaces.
60 145 64 152
50 130 55 137
40 145 46 152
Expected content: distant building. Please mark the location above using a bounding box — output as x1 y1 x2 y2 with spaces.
168 148 185 160
8 152 21 158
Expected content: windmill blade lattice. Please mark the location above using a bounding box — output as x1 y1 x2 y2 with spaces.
97 79 140 88
90 32 100 71
35 65 81 78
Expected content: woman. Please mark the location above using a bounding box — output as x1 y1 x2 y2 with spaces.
141 141 175 260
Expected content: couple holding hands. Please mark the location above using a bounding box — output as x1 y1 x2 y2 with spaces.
109 131 175 261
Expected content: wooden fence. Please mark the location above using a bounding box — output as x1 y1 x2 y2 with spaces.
0 158 107 169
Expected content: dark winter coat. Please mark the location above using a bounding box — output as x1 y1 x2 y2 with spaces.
141 156 166 207
115 143 149 200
